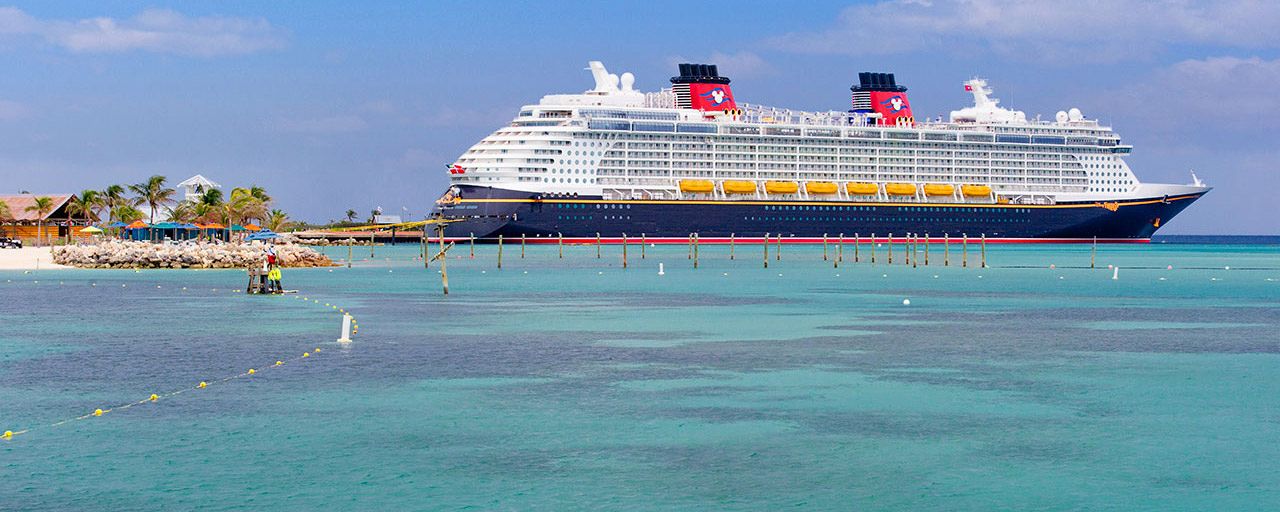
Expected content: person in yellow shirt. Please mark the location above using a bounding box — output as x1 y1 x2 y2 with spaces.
267 266 283 293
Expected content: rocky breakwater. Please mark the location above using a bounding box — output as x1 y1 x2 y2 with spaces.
53 240 335 269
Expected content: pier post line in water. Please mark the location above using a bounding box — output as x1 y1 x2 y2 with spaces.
924 234 930 266
763 232 770 268
596 233 602 259
870 233 876 264
1091 236 1097 269
641 233 647 259
622 233 628 269
521 234 526 259
435 224 450 296
962 233 969 268
558 232 563 259
981 233 988 268
694 233 700 269
823 233 829 261
776 233 781 261
854 233 860 263
944 233 950 266
838 233 844 263
730 233 735 260
888 233 893 264
497 234 503 269
370 231 375 258
470 233 475 259
347 238 353 269
687 234 693 260
905 233 912 266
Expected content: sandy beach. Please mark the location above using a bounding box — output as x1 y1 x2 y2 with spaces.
0 247 71 270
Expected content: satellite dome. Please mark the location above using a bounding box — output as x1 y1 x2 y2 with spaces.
1055 111 1068 123
620 72 635 91
1068 107 1083 121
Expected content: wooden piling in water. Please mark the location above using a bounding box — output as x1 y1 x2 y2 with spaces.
944 233 949 267
775 233 781 261
870 233 876 264
641 233 646 259
924 234 930 266
888 233 893 264
981 233 988 268
764 232 770 268
497 234 504 269
596 233 601 259
688 234 693 260
838 233 844 263
348 238 353 269
906 233 912 266
962 233 969 268
730 233 735 260
1090 236 1097 269
558 232 563 259
622 233 628 269
469 233 475 259
823 233 829 261
521 233 526 259
370 231 375 258
854 233 860 263
693 233 700 269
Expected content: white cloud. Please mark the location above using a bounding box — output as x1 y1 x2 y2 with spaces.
0 99 29 121
667 51 772 77
0 7 284 57
1101 56 1280 137
269 115 368 134
767 0 1280 62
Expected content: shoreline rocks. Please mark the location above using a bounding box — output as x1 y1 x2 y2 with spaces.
52 240 335 269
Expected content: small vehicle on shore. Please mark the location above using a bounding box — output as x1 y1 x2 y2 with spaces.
0 236 22 249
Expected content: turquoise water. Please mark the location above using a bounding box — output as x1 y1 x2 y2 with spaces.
2 242 1279 510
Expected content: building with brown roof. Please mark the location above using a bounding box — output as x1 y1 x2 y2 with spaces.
0 194 97 244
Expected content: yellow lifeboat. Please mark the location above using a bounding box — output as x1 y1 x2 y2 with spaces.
722 180 757 194
961 184 993 197
846 182 879 196
885 183 917 196
764 181 799 194
924 184 955 197
805 181 838 195
679 179 714 193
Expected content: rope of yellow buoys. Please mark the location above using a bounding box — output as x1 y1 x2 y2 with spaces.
2 286 358 442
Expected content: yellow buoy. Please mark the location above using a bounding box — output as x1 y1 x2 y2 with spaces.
845 182 879 196
314 348 321 353
764 181 799 194
93 408 104 417
197 381 207 389
149 394 159 402
248 368 256 375
1 430 12 440
275 361 283 366
303 352 310 358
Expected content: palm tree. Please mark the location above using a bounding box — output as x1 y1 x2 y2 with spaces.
247 185 271 204
344 209 357 223
114 205 145 223
199 188 223 206
168 201 198 223
65 190 101 243
128 175 176 224
267 209 290 232
0 199 11 221
102 184 140 221
24 196 54 246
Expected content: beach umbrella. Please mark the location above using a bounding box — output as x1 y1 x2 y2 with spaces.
81 226 104 234
125 220 149 229
203 223 226 230
245 230 279 241
243 224 262 232
106 221 128 228
230 224 247 231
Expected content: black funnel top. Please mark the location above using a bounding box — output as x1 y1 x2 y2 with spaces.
851 72 907 93
671 62 731 85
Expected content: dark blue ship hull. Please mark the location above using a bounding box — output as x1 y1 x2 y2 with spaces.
434 185 1204 243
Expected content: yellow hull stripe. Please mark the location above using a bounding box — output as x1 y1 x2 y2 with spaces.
459 193 1200 210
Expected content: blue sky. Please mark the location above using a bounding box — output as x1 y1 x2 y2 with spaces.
1 0 1277 233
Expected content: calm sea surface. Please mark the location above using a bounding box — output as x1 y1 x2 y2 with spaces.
2 239 1278 510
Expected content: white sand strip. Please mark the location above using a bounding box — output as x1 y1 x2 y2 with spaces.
0 247 71 270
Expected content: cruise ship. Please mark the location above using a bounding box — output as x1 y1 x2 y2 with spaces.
431 61 1208 243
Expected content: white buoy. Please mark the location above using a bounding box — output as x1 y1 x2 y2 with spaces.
1224 266 1231 270
337 313 353 343
658 263 665 276
1112 267 1119 280
902 299 911 306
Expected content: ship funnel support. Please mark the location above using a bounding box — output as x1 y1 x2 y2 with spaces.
671 62 736 111
851 72 913 126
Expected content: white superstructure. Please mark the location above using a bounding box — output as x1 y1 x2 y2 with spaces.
448 61 1206 206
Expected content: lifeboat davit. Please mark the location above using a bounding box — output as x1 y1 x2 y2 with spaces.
764 181 799 194
846 182 879 196
805 181 838 195
885 183 917 196
962 184 993 197
722 180 757 194
680 179 714 193
924 184 955 196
